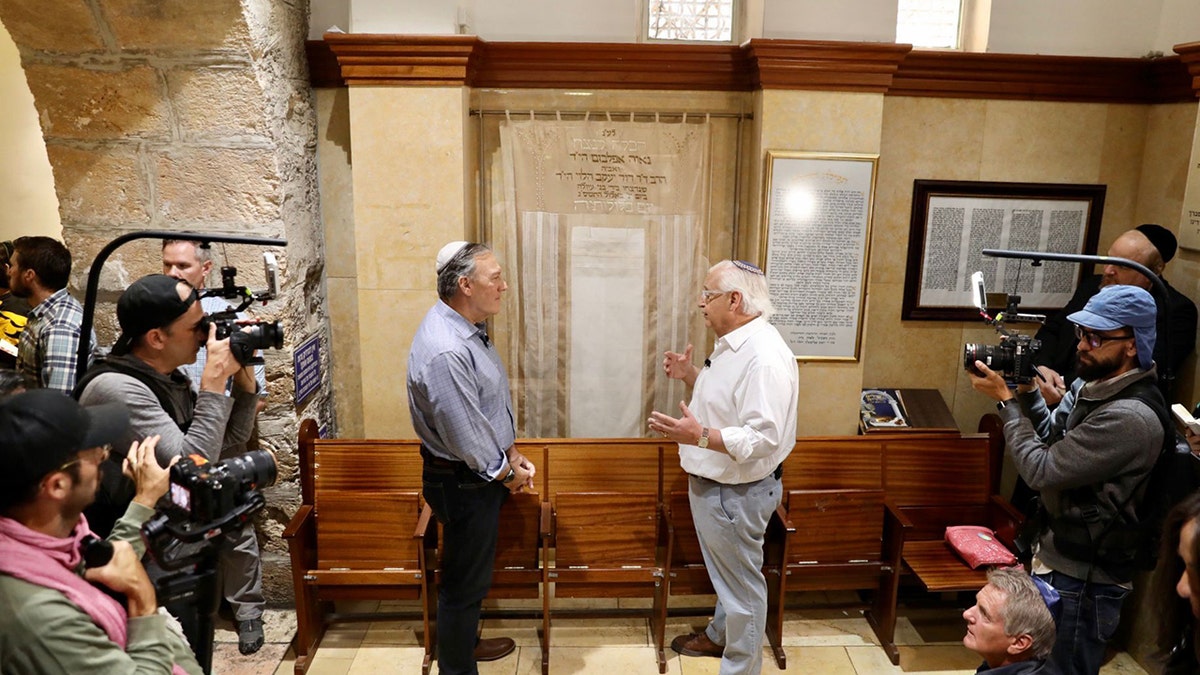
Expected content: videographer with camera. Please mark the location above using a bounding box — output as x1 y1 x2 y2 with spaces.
162 239 268 655
0 389 201 674
75 274 260 667
967 284 1164 675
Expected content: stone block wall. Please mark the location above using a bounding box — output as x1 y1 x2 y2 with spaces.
0 0 333 605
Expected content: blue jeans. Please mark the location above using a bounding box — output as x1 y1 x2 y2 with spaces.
422 457 508 675
1035 571 1129 675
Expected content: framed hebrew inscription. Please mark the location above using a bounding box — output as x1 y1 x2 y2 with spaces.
760 151 877 361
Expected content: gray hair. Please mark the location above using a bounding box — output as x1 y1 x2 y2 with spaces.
437 243 491 301
709 260 775 322
162 239 213 265
986 567 1056 660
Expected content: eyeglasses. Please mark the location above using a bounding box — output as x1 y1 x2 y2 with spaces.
1074 325 1134 349
55 445 111 472
699 290 728 304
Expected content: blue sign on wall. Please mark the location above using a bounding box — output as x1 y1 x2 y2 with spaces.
293 333 322 405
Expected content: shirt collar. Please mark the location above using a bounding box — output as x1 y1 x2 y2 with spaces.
435 300 489 343
715 315 768 353
29 288 70 319
1078 364 1154 401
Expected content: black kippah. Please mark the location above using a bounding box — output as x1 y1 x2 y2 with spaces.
1136 223 1177 263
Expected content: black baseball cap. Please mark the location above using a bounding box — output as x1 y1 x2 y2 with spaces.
112 274 198 356
0 389 128 498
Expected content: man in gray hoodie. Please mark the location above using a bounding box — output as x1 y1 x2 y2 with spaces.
968 284 1164 675
76 274 259 670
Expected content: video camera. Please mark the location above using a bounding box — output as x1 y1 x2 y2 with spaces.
197 252 283 366
141 450 277 571
962 271 1046 385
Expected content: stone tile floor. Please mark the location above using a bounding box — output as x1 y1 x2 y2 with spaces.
208 594 1149 675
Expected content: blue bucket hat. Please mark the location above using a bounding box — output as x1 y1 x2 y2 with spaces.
1066 285 1157 370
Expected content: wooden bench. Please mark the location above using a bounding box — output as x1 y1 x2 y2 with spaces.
283 421 436 675
882 433 1023 593
537 439 669 675
285 427 1017 672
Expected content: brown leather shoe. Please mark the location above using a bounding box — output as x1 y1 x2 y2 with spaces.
671 632 724 657
474 636 516 662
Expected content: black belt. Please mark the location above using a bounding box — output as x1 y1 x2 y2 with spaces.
773 463 783 481
420 445 463 469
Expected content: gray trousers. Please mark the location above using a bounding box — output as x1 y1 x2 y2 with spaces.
220 521 265 622
688 473 781 675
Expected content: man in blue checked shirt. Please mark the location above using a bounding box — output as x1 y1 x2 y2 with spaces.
407 241 535 674
9 236 95 394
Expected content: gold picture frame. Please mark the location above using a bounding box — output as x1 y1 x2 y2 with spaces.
759 151 877 361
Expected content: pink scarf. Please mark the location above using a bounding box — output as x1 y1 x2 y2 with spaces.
0 514 189 675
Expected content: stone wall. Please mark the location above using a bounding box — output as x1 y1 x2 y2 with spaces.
0 0 333 604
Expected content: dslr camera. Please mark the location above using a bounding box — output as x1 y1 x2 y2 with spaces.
142 450 278 570
961 271 1045 385
197 252 284 366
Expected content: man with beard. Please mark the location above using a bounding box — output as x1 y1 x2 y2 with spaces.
0 389 201 674
969 284 1165 675
8 236 92 393
1032 224 1196 404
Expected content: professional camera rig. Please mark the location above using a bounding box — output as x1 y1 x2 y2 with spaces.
197 252 284 365
142 450 278 571
962 271 1046 385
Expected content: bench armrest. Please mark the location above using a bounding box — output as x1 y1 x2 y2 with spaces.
986 494 1025 548
540 501 553 540
283 503 314 540
882 499 911 569
414 501 434 539
774 503 795 533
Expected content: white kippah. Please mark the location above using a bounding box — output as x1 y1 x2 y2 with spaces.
435 241 469 273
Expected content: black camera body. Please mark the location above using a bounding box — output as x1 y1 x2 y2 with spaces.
199 259 283 365
142 450 277 570
963 333 1042 385
198 311 283 365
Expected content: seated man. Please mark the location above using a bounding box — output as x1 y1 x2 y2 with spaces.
0 389 200 674
963 567 1060 674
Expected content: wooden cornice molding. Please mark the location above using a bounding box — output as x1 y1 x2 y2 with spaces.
323 33 479 86
310 35 1198 103
1175 42 1200 98
745 39 911 92
890 51 1193 103
470 41 752 90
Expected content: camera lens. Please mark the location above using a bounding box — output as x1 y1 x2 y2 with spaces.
223 450 278 490
964 343 1012 376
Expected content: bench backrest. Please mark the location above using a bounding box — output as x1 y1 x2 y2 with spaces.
882 434 992 507
553 491 661 568
785 489 885 564
537 438 664 497
317 490 423 570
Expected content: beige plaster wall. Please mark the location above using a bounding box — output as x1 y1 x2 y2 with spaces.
346 85 468 437
315 87 363 437
874 97 1165 435
1137 101 1200 407
758 89 885 436
0 22 59 240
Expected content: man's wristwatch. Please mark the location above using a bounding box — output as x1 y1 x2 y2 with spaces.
697 427 710 449
996 398 1017 412
501 467 516 484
